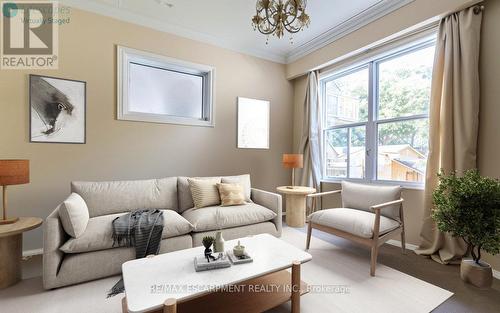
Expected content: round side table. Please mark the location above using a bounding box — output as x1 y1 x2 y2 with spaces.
277 186 316 227
0 217 42 289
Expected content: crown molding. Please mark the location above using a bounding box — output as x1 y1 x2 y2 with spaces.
59 0 287 64
285 0 415 63
60 0 415 65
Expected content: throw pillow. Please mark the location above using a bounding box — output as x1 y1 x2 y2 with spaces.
217 183 246 206
188 178 221 209
59 193 90 238
221 174 252 203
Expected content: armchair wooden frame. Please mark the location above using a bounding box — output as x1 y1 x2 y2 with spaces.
305 190 406 276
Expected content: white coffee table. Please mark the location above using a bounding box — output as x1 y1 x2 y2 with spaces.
122 234 312 313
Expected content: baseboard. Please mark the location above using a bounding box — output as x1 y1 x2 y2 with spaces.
493 269 500 280
23 248 43 257
386 239 418 251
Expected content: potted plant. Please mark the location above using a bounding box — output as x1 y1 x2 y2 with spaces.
432 169 500 288
202 236 215 262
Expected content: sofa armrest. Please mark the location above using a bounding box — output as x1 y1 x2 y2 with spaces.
251 188 282 236
43 205 67 289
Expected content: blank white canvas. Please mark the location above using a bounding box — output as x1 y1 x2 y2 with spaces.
237 97 270 149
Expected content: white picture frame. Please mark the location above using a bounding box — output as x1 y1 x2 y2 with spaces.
117 46 215 127
237 97 270 149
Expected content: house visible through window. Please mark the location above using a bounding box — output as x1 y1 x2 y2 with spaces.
320 39 435 186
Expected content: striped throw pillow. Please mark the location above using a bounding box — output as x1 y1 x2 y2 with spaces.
217 183 246 206
188 178 221 209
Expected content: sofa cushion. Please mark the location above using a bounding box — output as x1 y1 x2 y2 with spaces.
178 176 221 212
71 178 178 217
221 174 252 203
51 236 193 289
182 203 277 232
309 208 400 238
188 178 221 208
59 193 89 238
191 222 278 247
217 183 246 206
341 181 402 220
60 210 193 253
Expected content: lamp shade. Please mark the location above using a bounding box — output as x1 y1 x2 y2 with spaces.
0 160 30 186
282 154 303 169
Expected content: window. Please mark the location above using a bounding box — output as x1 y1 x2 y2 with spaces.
117 46 215 127
321 39 435 186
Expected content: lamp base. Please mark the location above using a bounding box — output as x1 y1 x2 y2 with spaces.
286 186 298 189
0 217 19 225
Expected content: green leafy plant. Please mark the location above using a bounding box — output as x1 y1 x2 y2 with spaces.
202 236 214 249
432 169 500 265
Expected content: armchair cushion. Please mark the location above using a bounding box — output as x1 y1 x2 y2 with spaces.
309 208 400 238
341 181 401 220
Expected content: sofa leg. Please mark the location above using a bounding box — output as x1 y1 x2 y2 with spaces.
370 245 379 276
306 222 312 250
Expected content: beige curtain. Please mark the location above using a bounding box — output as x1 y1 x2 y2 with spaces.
415 6 483 264
297 71 323 211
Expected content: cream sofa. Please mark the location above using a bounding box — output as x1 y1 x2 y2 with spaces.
43 175 282 289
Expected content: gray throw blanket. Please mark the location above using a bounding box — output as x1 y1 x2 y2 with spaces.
107 209 164 298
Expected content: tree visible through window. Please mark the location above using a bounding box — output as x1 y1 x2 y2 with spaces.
321 40 435 185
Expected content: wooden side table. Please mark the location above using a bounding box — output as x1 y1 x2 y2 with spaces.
0 217 42 289
277 186 316 227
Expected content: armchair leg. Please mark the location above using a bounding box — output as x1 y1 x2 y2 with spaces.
400 229 406 255
306 222 312 250
370 245 379 276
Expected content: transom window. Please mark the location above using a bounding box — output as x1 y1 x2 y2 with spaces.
320 39 436 187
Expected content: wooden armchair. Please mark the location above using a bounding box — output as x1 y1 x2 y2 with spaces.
305 181 405 276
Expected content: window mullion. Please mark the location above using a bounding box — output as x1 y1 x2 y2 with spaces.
347 128 351 178
366 62 377 182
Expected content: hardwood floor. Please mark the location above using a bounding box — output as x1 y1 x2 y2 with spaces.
297 223 500 313
16 222 500 313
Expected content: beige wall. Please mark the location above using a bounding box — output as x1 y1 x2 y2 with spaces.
292 0 500 271
286 0 479 79
0 8 294 251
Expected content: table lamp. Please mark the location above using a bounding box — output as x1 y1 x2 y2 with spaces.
282 154 303 189
0 160 29 225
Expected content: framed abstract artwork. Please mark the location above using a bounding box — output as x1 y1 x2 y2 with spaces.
29 74 86 144
237 97 270 149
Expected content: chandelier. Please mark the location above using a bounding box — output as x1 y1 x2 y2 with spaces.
252 0 310 44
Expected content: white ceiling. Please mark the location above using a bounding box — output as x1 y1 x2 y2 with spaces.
61 0 414 63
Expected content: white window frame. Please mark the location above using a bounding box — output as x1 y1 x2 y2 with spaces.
117 46 215 127
319 37 436 189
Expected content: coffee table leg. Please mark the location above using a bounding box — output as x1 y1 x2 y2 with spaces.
163 298 177 313
291 261 300 313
